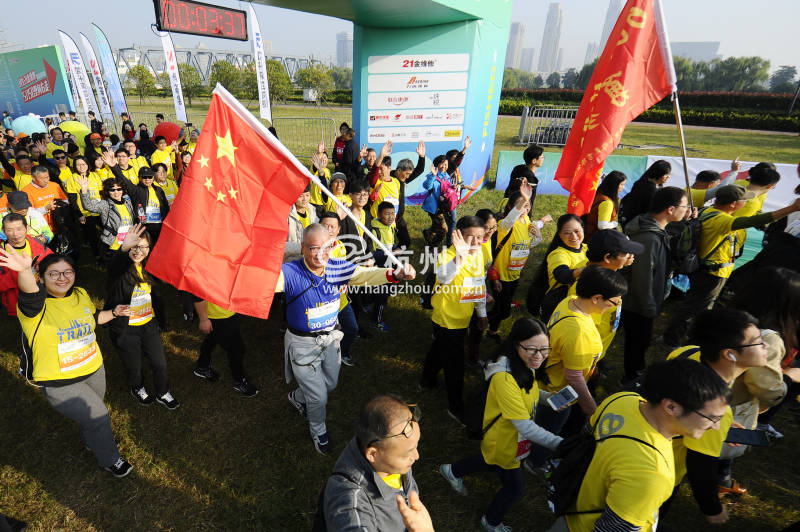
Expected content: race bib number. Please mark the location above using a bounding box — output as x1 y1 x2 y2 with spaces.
57 328 99 373
115 224 131 246
166 193 175 204
508 246 530 271
460 276 486 304
129 287 154 325
306 299 340 330
610 306 621 333
145 206 161 223
516 433 532 461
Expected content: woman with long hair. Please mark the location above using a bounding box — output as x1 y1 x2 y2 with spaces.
619 160 671 227
104 224 179 409
439 317 562 532
584 170 627 240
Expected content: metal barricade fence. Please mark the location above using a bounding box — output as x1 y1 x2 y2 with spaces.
272 117 338 161
518 105 579 147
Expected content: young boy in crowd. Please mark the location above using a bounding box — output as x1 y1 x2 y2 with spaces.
370 201 399 332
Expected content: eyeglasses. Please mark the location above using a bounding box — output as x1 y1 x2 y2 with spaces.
46 269 75 280
518 344 551 357
604 296 622 306
693 410 724 425
306 243 336 253
675 203 690 209
367 405 421 447
732 338 766 350
131 245 150 252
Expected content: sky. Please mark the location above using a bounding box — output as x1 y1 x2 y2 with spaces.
0 0 796 73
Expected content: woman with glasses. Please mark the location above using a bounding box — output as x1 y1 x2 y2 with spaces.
0 249 133 477
440 318 562 532
77 175 135 257
104 223 178 409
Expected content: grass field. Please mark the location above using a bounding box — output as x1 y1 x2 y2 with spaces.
1 101 799 531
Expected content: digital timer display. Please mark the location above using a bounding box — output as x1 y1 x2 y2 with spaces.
154 0 248 41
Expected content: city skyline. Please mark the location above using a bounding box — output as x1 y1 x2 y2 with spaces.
537 2 562 73
505 22 525 70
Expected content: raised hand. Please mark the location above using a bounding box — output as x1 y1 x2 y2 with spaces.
730 157 741 173
452 229 469 257
381 140 393 157
463 136 471 151
359 144 368 159
540 214 553 224
317 141 325 154
393 263 416 281
416 140 426 158
0 246 33 273
35 139 47 154
101 149 117 168
519 177 533 202
121 223 147 251
76 175 90 192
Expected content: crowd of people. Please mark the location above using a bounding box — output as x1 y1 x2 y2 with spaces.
1 114 800 532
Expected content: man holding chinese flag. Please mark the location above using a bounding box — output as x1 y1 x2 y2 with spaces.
555 0 676 215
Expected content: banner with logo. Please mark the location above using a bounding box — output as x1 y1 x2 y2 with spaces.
159 31 187 122
0 45 74 116
58 31 100 116
91 23 128 116
79 33 113 120
65 61 81 113
248 4 271 122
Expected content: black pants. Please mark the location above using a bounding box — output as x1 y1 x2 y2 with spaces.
663 270 727 346
111 319 169 396
396 215 411 249
197 315 246 380
488 279 519 332
80 216 102 258
621 309 655 381
420 323 467 412
145 223 162 246
452 454 524 526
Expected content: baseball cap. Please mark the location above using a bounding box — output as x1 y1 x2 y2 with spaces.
587 229 645 260
715 184 756 204
138 167 155 179
7 190 32 210
89 133 102 140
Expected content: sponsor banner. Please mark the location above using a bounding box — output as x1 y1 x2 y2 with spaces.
367 126 463 143
159 31 187 122
367 108 465 127
368 53 470 74
248 4 272 122
79 33 113 119
58 31 100 116
368 72 468 92
91 23 128 115
367 90 466 110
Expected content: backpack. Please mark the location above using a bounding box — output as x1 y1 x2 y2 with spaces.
464 374 502 440
666 208 736 274
546 393 666 516
436 176 459 212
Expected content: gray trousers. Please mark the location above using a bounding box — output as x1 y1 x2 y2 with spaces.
41 365 121 468
284 330 343 438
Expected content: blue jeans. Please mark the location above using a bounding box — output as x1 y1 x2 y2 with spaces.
527 402 572 467
338 304 358 357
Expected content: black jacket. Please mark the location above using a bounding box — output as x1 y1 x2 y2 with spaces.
622 213 670 318
104 250 166 333
620 178 658 227
112 165 170 223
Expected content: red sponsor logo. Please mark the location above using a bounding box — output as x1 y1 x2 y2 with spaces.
387 96 408 106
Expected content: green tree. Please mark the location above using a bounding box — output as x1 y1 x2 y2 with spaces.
546 72 561 89
561 68 578 89
267 60 292 104
502 68 520 89
533 74 544 89
770 65 798 93
209 60 241 94
703 56 770 92
178 63 203 106
125 65 155 103
155 71 170 91
239 65 258 101
575 59 598 90
330 66 353 89
516 70 536 89
294 64 335 104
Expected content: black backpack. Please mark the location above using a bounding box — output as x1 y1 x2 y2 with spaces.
666 208 734 274
546 393 666 517
464 374 502 440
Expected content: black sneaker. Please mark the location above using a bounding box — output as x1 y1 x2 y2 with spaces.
233 378 259 397
288 390 307 418
313 432 333 455
193 366 221 382
341 354 355 367
103 457 133 478
156 391 181 410
130 386 154 406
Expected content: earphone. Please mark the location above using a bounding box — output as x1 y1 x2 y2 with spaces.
727 352 738 362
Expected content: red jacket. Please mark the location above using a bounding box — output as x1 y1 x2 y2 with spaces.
0 236 52 316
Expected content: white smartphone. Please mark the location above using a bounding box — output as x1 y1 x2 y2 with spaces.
546 385 579 411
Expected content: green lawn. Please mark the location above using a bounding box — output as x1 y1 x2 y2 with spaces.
1 104 799 531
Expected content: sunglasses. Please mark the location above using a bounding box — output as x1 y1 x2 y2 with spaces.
54 156 66 160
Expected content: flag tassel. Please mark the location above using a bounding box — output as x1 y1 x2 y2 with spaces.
671 91 692 198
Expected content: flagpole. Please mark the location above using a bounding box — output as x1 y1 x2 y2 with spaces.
210 84 405 269
671 92 693 197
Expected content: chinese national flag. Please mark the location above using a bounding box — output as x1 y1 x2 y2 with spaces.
556 0 676 215
147 85 308 318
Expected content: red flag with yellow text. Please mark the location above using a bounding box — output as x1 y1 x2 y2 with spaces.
147 85 308 318
555 0 676 215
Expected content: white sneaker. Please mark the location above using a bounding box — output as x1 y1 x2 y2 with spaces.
439 464 468 495
156 391 181 410
480 515 512 532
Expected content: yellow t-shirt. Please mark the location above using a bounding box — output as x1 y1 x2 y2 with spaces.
128 156 149 182
546 245 588 292
732 181 767 254
330 240 350 311
18 287 103 382
46 141 66 159
129 265 154 327
370 177 401 219
596 199 616 226
309 167 330 207
155 178 179 205
481 367 539 470
667 346 733 484
66 172 103 217
110 203 134 251
12 171 32 190
481 239 493 270
94 166 113 181
567 281 621 355
690 188 708 208
370 218 395 248
58 166 73 186
324 193 351 214
431 247 486 330
145 187 162 223
207 302 235 320
566 393 674 532
697 207 738 279
493 215 532 282
2 239 32 256
118 165 139 184
543 296 603 392
150 149 174 178
296 209 312 229
382 474 403 490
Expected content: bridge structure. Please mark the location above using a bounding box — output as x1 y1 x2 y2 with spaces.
113 45 323 83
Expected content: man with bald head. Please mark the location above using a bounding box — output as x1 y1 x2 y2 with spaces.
278 224 416 455
323 395 422 530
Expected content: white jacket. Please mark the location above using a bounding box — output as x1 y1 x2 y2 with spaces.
284 205 318 262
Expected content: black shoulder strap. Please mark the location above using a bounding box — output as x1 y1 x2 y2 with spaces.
494 225 515 256
590 393 640 434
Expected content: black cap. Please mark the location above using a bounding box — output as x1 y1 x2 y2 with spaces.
138 167 155 179
7 190 32 209
587 229 645 260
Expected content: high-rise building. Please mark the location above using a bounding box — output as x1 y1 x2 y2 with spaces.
599 0 624 52
556 48 563 72
505 22 525 69
537 3 562 73
336 31 353 68
520 47 536 72
584 42 599 65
